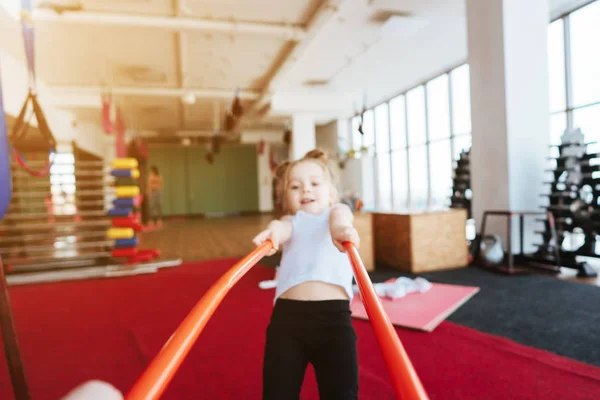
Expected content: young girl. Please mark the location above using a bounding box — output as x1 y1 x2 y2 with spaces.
253 149 361 400
147 165 163 228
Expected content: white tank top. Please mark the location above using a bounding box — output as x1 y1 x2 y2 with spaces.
275 206 355 301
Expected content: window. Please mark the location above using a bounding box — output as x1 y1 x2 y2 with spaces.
374 104 390 153
374 104 392 209
550 112 567 146
409 145 428 209
351 116 362 150
346 63 472 213
574 104 600 153
362 110 375 149
453 134 472 161
450 64 472 135
426 74 451 141
569 1 600 108
407 86 426 146
391 150 408 210
547 19 566 113
429 139 452 210
549 0 600 152
389 95 407 150
338 120 352 154
50 152 77 215
376 153 392 210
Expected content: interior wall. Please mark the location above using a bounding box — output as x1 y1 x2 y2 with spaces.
257 143 273 212
316 121 339 155
147 144 259 216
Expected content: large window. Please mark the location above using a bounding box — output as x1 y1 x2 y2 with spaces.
50 151 77 215
349 64 473 211
342 0 598 213
549 1 600 153
374 103 392 210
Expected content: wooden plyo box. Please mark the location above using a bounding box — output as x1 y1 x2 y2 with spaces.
353 212 375 272
373 209 468 273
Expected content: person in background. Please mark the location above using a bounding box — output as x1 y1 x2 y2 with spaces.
147 165 164 228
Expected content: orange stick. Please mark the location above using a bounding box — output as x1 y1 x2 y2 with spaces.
126 241 273 400
344 242 429 400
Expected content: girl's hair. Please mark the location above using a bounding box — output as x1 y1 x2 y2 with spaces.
150 165 159 175
274 149 339 216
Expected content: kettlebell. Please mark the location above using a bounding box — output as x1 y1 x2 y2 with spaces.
479 234 504 265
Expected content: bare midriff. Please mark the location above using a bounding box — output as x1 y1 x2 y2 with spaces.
279 281 349 301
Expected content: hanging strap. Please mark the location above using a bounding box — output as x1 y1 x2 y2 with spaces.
9 0 56 177
21 0 36 93
0 64 12 221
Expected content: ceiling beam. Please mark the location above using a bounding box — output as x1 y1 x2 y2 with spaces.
250 0 345 113
48 86 261 107
32 9 306 40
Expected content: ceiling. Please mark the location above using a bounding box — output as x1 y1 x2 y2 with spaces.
1 0 589 140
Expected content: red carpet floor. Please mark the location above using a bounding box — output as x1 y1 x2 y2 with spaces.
1 258 600 399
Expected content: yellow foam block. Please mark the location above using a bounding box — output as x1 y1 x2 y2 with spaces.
107 227 135 239
131 169 140 179
111 158 139 170
115 186 140 198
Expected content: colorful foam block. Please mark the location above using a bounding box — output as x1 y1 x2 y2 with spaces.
107 227 135 240
112 248 138 258
111 158 139 170
111 217 143 231
111 169 140 179
115 238 138 248
108 208 131 217
113 198 135 208
115 186 140 198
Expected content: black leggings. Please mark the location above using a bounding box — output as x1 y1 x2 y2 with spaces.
262 299 358 400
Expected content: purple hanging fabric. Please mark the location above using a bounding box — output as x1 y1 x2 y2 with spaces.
0 63 11 221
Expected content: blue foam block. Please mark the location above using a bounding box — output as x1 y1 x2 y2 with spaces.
115 238 138 248
108 208 132 217
113 198 135 208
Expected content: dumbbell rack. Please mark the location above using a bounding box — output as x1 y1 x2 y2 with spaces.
531 135 599 277
450 148 471 219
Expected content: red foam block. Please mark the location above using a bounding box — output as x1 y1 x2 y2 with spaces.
111 217 143 232
351 280 480 332
112 248 138 258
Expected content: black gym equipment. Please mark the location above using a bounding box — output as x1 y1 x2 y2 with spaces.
529 128 598 277
450 148 472 219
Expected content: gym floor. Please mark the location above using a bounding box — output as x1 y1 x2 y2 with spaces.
140 216 600 287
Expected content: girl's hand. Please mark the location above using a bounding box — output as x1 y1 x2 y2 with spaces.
253 225 281 256
330 225 360 253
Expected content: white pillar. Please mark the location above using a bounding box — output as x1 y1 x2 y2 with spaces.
466 0 551 253
290 114 316 161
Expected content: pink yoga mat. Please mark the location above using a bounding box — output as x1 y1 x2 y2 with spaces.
351 281 479 332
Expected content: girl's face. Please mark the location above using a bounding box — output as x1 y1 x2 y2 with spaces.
285 161 332 215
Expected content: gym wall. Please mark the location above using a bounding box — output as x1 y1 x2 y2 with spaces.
147 144 259 216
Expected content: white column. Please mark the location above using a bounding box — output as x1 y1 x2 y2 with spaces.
466 0 551 253
290 114 316 161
